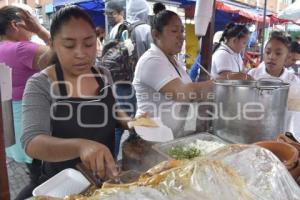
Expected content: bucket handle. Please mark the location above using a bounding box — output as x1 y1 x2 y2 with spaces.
255 78 285 90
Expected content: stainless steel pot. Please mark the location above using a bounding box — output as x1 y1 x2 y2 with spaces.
213 79 289 144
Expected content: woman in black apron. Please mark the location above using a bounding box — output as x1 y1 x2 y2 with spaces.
42 63 117 178
17 6 132 199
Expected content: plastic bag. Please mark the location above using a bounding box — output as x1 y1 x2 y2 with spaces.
37 145 300 200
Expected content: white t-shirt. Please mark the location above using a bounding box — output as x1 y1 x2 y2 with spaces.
248 62 300 84
133 44 192 138
211 43 244 77
286 67 296 74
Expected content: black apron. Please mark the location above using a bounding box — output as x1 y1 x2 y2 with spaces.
42 64 116 178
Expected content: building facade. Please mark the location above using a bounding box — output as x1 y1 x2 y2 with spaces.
0 0 51 9
0 0 53 28
235 0 293 13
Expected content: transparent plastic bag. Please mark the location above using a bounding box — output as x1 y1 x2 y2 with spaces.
39 145 300 200
99 145 300 200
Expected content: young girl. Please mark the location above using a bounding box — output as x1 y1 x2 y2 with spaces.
249 32 300 142
248 31 300 84
211 23 250 78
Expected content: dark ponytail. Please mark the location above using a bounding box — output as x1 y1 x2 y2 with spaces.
153 2 166 15
151 10 178 33
213 22 249 53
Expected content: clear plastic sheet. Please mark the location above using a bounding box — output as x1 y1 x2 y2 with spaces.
35 145 300 200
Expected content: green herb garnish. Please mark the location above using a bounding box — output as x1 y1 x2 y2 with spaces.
168 145 201 160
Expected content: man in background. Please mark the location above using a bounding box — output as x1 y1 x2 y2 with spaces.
105 0 126 40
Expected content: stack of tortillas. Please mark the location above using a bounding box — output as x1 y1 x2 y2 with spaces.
131 117 159 127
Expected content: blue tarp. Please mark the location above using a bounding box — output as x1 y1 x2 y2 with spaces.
53 0 105 27
171 0 196 5
52 0 196 27
215 10 240 32
52 0 267 30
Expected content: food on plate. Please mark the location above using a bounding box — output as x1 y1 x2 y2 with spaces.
168 145 201 160
132 117 158 127
167 140 226 160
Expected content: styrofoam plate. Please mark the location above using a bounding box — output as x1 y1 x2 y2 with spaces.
32 168 90 198
134 118 174 142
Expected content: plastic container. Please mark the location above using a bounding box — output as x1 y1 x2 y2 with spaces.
152 133 227 160
32 168 90 198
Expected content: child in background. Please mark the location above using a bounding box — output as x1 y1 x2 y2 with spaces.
248 31 300 84
211 23 250 78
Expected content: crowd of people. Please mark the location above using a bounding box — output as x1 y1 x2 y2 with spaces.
1 0 300 199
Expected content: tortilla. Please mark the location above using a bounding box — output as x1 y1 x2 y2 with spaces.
132 117 159 127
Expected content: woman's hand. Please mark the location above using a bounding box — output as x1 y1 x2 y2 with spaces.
127 112 149 129
16 10 50 44
16 10 42 34
78 139 118 179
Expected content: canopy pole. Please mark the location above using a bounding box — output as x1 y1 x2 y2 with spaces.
199 0 216 81
0 89 10 200
260 0 268 62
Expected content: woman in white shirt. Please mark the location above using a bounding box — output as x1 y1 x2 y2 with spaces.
211 23 250 78
248 31 300 84
133 10 213 138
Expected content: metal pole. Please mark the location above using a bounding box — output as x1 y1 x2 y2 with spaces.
260 0 268 62
0 89 10 200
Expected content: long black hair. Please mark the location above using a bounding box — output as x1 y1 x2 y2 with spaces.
50 5 95 39
213 22 249 53
0 6 23 36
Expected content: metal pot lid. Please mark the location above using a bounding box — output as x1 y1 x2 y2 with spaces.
214 78 290 89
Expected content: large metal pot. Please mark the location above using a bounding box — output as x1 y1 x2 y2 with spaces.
213 79 289 144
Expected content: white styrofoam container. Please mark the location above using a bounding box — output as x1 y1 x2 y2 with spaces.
32 168 90 198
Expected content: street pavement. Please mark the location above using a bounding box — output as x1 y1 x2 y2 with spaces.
6 158 30 200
